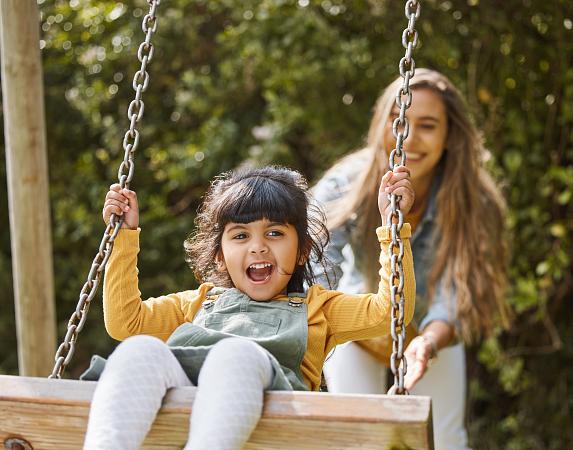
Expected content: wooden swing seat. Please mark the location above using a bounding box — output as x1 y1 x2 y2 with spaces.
0 375 433 449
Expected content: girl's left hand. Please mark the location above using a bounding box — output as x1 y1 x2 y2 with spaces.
403 335 436 391
378 166 415 226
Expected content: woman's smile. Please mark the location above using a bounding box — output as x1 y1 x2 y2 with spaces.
406 152 426 162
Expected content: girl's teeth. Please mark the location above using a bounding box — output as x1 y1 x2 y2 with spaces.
249 263 271 269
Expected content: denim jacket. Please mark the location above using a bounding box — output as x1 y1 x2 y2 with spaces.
312 161 460 335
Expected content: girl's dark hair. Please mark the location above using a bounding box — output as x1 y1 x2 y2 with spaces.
185 166 329 293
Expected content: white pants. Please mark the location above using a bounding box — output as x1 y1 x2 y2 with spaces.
84 335 273 450
324 341 471 450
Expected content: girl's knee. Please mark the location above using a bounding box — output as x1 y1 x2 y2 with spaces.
200 338 273 387
211 337 262 358
207 338 270 371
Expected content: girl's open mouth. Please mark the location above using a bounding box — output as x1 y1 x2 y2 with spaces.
246 263 274 283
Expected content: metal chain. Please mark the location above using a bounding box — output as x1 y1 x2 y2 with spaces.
387 0 421 396
49 0 162 379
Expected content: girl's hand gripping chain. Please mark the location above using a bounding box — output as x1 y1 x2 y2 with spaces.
378 166 415 225
103 183 140 230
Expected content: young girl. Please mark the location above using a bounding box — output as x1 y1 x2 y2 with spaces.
82 165 415 450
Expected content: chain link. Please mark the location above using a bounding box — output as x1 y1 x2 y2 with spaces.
387 0 421 396
49 0 161 379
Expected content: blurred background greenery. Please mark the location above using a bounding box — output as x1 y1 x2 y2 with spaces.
1 1 572 448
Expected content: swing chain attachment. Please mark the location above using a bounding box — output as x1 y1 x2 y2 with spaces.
387 0 421 396
49 0 162 380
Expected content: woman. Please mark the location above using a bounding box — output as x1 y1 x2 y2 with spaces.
312 69 511 450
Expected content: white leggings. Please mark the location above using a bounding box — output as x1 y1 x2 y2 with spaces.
324 341 471 450
83 335 273 450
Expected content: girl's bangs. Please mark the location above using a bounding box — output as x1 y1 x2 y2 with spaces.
217 177 304 226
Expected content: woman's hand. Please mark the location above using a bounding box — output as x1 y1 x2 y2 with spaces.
378 166 415 226
403 334 437 391
103 184 139 230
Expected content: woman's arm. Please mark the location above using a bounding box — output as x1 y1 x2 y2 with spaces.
403 319 455 390
418 278 461 337
422 320 455 351
404 278 459 390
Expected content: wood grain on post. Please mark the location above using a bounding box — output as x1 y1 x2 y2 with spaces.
0 0 56 376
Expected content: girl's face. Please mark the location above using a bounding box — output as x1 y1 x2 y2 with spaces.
219 219 301 301
383 88 448 184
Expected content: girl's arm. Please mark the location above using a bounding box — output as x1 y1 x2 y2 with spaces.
314 166 416 342
102 185 204 341
313 223 415 343
102 229 201 341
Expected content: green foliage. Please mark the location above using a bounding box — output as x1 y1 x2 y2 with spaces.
1 0 572 448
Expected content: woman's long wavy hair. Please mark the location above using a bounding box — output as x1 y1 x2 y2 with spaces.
324 68 511 343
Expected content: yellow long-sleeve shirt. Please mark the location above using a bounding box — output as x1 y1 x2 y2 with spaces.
103 226 415 391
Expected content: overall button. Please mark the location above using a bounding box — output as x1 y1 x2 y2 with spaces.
203 300 215 310
288 299 304 308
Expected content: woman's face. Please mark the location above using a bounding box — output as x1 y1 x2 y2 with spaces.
383 88 448 183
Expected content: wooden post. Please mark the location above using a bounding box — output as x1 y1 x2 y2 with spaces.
0 0 56 376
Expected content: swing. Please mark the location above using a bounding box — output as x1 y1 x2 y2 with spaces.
0 1 433 449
